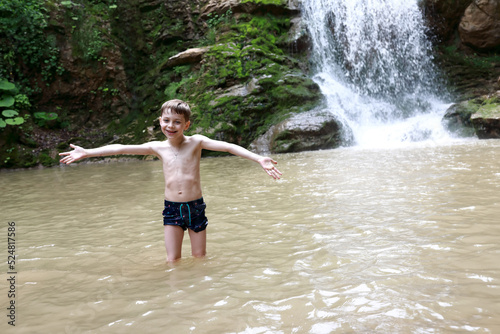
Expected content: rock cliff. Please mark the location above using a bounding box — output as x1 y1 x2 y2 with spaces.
1 0 499 169
425 0 500 137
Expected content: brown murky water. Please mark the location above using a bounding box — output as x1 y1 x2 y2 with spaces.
1 139 500 333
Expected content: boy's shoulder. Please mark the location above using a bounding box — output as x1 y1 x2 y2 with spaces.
183 134 210 145
188 134 207 142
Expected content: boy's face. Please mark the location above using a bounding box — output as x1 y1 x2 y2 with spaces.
159 109 190 140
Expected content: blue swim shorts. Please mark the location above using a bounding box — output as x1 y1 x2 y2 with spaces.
162 198 208 232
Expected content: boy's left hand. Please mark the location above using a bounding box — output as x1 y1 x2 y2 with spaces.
259 157 282 180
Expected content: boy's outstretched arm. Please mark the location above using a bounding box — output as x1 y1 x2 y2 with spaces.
198 135 282 179
59 143 156 165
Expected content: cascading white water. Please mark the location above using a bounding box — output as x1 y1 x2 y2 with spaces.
301 0 453 147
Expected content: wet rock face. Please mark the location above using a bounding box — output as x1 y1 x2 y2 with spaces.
38 6 130 127
470 97 500 138
250 109 351 154
471 113 500 138
443 91 500 139
442 100 477 137
421 0 471 42
422 0 500 51
459 0 500 50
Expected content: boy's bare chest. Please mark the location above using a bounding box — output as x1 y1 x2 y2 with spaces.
158 144 201 169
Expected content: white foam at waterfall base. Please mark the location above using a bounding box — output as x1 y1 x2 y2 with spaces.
353 107 454 148
302 0 456 148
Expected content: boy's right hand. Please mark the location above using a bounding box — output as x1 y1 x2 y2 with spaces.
59 144 87 164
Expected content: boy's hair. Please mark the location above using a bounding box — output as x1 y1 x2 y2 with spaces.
160 99 191 122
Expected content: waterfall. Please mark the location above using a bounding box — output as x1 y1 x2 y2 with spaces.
301 0 452 147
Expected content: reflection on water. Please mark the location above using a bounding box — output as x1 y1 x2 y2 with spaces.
1 139 500 333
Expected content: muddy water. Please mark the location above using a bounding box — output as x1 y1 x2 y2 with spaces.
1 139 499 333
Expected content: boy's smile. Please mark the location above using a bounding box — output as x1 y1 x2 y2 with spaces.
159 109 190 140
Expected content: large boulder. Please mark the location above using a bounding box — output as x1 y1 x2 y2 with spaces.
442 91 500 138
459 0 500 50
442 100 478 137
249 109 350 154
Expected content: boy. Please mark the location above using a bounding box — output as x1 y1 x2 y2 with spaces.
59 99 282 262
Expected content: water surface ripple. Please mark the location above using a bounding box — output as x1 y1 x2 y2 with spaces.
1 140 499 333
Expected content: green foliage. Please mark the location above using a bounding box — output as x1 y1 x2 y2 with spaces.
207 9 233 29
0 0 60 90
62 1 111 62
2 109 17 117
0 80 15 91
440 45 500 77
38 151 58 167
202 9 234 45
195 14 289 91
438 45 500 98
0 79 27 128
34 111 58 121
93 86 120 97
164 81 183 101
483 95 500 105
33 111 59 127
0 95 14 108
13 94 31 109
225 15 288 54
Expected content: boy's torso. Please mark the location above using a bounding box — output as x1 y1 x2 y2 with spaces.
152 136 203 202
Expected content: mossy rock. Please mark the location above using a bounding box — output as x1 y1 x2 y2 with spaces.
470 97 500 139
38 150 59 167
0 145 38 169
169 11 322 148
443 92 500 138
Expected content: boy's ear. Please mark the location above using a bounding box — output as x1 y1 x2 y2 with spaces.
185 120 191 130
